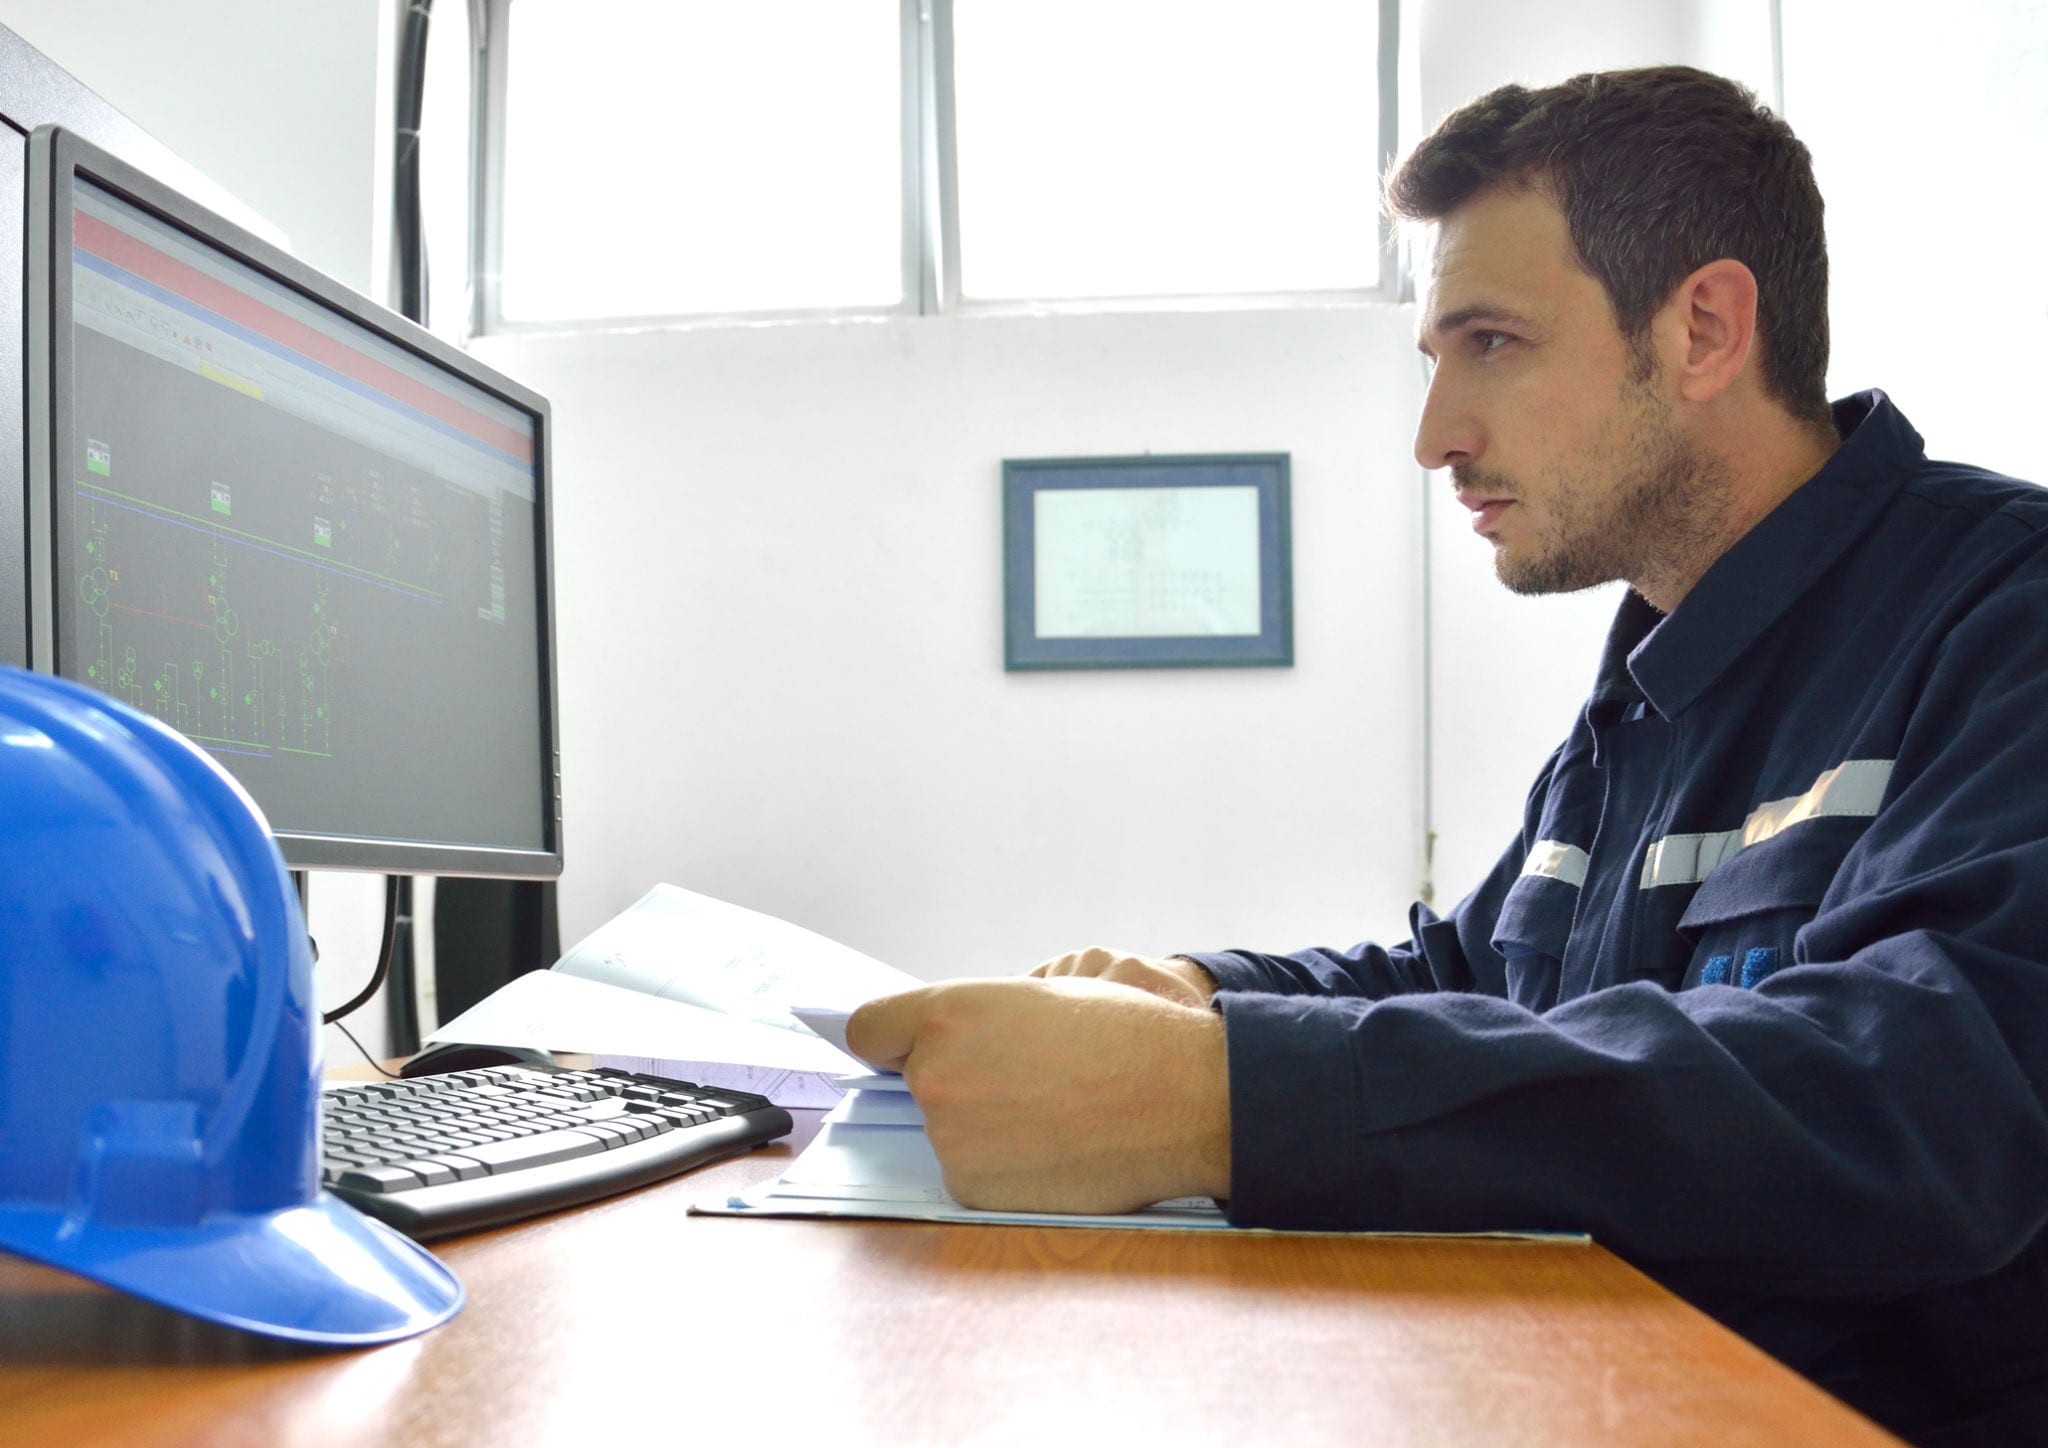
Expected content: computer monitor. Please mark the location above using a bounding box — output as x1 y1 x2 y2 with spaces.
24 125 562 879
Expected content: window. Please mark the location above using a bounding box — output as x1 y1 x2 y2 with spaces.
484 0 902 327
951 1 1389 303
468 0 1396 331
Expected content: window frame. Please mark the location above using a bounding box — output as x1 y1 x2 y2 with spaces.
469 0 1400 335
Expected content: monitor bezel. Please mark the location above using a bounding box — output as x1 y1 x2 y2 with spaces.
25 124 564 880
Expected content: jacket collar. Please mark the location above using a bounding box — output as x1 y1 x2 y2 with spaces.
1595 391 1925 720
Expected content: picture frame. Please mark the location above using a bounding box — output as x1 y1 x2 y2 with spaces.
1003 453 1292 671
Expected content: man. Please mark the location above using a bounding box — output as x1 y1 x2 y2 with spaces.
848 67 2048 1444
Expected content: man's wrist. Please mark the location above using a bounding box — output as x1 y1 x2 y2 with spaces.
1173 1005 1233 1201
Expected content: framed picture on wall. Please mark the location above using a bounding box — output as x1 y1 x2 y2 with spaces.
1003 453 1292 670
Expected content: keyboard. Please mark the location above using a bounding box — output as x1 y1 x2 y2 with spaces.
321 1063 794 1240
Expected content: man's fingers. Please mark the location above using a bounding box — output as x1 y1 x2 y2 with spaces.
1029 949 1081 978
1023 947 1212 1007
844 986 934 1071
1029 946 1115 979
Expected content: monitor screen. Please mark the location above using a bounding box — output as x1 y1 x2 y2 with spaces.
26 126 562 878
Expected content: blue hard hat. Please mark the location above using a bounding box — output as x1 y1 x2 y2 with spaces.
0 665 461 1343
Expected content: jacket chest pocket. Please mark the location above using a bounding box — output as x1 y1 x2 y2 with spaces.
1673 816 1864 990
1492 873 1579 1011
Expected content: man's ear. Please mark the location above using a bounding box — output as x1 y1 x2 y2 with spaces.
1664 258 1758 403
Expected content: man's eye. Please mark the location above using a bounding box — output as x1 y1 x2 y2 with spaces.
1474 330 1513 355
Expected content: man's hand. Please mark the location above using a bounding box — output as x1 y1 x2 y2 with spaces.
1030 945 1219 1009
844 976 1231 1214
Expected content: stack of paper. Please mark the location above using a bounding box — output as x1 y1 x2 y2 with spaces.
426 884 920 1105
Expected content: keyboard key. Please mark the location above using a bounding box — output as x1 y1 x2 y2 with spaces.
577 1121 639 1147
415 1154 489 1182
450 1128 609 1173
403 1158 459 1187
337 1164 426 1193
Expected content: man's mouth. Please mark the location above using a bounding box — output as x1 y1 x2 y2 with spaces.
1457 491 1515 534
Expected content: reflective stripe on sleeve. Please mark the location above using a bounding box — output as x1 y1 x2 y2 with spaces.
1521 839 1590 888
1639 758 1894 889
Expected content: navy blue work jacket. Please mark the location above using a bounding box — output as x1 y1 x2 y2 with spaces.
1187 394 2048 1443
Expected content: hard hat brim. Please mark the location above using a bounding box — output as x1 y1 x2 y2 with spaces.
0 1191 462 1345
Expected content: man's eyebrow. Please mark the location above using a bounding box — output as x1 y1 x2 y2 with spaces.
1415 304 1539 356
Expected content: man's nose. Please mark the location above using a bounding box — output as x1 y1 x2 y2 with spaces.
1414 369 1480 471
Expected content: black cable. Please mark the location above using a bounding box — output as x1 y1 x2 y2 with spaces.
322 875 403 1026
395 0 434 326
331 1017 406 1078
385 877 421 1056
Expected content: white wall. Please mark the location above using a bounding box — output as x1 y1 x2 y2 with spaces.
472 309 1428 974
1782 0 2048 485
0 0 383 295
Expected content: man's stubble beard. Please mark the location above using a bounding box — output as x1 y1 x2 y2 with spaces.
1481 379 1726 602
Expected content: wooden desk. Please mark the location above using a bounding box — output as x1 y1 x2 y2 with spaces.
0 1109 1900 1447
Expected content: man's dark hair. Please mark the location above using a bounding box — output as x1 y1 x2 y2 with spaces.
1387 66 1832 429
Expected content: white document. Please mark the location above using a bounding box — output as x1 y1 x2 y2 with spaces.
553 884 919 1030
427 970 860 1073
789 1005 861 1059
696 1109 1234 1230
594 1056 856 1109
424 884 921 1105
822 1090 924 1127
